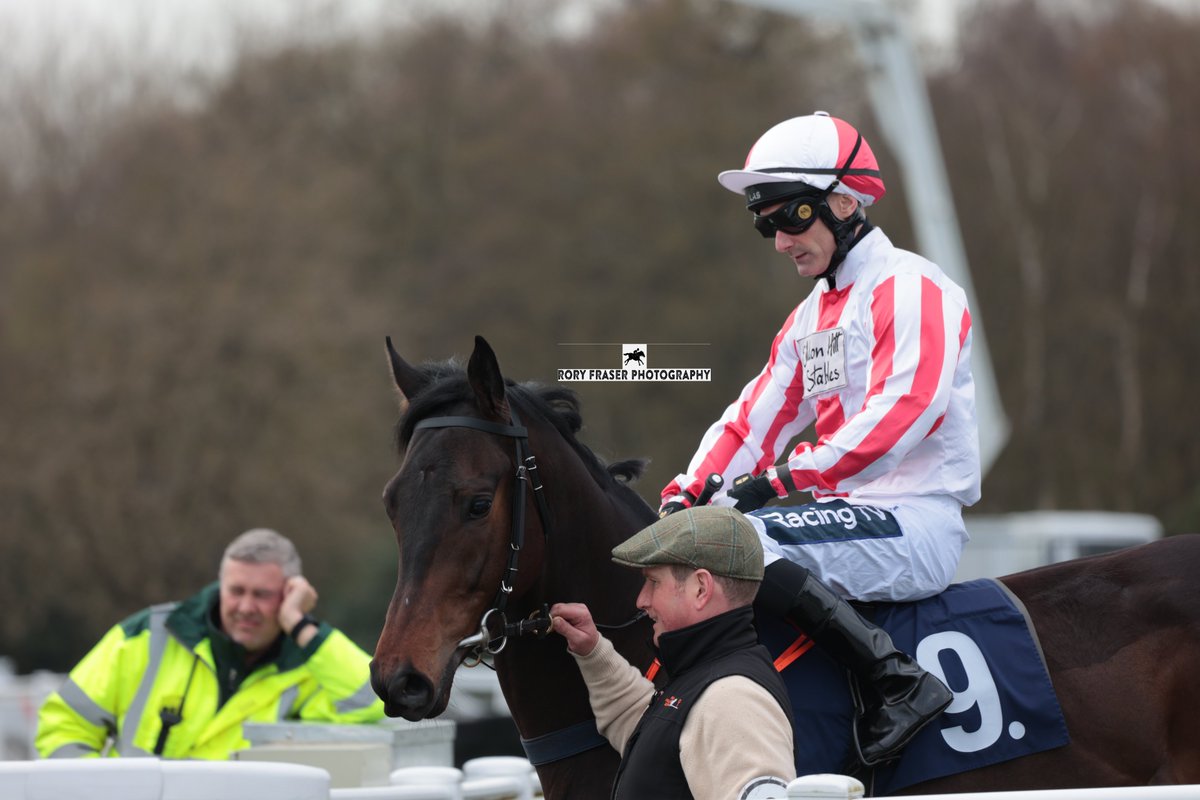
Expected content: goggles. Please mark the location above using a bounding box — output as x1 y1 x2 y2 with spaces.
752 193 827 238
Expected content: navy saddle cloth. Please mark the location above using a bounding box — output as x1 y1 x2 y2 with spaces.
755 578 1069 794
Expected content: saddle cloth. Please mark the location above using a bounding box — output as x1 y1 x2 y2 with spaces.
755 578 1070 794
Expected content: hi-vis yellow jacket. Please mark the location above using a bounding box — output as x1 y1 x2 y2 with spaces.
36 584 384 759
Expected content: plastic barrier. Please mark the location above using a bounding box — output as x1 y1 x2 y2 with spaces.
461 757 535 800
0 663 60 761
897 789 1200 800
331 786 458 800
785 774 1200 800
788 774 863 799
0 759 329 800
390 766 465 800
240 719 456 777
388 760 542 800
461 776 527 799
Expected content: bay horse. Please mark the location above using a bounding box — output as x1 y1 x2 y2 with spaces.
370 336 1200 798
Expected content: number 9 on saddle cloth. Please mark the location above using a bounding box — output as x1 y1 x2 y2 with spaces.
755 577 1068 794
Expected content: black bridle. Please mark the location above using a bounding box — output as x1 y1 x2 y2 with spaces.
410 397 649 765
412 403 555 661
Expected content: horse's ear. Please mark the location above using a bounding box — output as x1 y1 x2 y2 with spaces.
386 336 430 411
467 335 508 421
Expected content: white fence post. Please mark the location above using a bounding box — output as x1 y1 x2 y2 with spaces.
390 765 465 800
899 788 1200 800
787 774 865 799
461 756 534 800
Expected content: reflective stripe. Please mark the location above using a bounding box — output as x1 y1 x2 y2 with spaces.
116 602 177 757
58 678 116 732
335 680 379 714
47 741 98 758
277 685 300 720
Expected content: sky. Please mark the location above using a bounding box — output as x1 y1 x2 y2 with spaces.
1 0 1195 123
0 0 397 78
0 0 961 78
0 0 623 79
3 0 1197 61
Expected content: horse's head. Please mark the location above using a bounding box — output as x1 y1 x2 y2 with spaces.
371 335 536 719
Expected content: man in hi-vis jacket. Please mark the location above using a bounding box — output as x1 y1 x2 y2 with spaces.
37 528 383 759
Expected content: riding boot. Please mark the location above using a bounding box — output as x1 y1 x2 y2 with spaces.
757 558 953 767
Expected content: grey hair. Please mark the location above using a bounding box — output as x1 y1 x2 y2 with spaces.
220 528 302 579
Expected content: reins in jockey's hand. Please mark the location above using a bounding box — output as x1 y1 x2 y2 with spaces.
659 473 725 518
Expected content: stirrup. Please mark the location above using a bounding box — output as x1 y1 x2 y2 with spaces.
845 672 941 769
845 674 902 769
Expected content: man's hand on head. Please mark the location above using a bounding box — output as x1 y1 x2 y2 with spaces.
279 576 319 646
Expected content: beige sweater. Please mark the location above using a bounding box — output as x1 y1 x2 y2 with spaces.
574 636 796 800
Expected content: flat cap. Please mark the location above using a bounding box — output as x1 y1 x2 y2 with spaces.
611 506 764 581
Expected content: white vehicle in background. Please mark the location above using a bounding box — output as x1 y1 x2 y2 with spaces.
955 511 1164 582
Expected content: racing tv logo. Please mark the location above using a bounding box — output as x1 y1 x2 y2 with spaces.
557 343 711 383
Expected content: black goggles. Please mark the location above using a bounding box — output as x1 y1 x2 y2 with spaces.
752 193 827 238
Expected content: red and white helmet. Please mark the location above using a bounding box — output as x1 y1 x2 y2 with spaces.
718 112 886 207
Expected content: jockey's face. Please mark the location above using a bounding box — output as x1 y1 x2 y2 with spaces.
761 193 858 279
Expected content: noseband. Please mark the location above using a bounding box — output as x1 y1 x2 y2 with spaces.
412 403 555 661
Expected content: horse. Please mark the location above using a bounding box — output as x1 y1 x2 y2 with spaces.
370 336 1200 798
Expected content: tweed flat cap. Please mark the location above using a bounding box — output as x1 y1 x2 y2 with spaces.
611 506 764 581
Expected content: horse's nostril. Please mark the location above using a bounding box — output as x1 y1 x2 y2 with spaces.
396 675 433 706
375 665 436 721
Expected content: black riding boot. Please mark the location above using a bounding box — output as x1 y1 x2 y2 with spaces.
757 559 953 767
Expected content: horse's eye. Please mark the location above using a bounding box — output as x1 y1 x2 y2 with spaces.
468 496 493 519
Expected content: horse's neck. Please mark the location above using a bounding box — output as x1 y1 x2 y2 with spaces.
495 450 653 742
527 436 653 626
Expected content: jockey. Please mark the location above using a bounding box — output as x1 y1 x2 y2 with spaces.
660 112 981 767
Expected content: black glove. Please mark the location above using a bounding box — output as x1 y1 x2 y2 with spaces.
658 501 688 519
727 473 780 512
658 486 700 518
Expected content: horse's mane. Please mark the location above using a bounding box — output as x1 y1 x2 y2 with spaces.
395 360 651 499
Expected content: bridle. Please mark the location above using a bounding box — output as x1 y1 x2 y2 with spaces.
410 397 649 765
412 402 555 662
412 401 647 664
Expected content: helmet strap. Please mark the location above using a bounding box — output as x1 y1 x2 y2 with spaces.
814 205 871 289
813 131 868 288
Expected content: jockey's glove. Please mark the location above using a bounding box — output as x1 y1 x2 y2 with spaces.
658 501 688 518
658 487 700 518
728 469 793 512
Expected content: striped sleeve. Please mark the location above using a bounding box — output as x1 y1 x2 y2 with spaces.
662 306 816 505
782 273 967 495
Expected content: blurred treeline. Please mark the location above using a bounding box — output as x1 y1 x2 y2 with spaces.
1 0 1198 672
